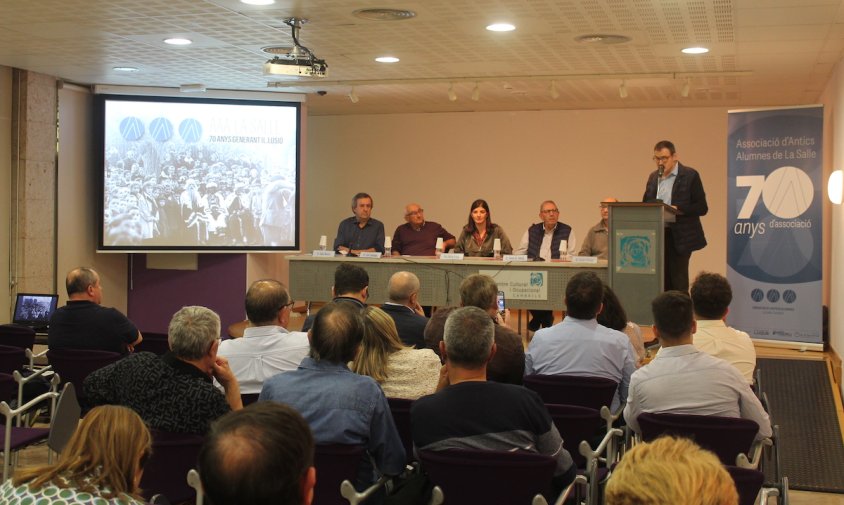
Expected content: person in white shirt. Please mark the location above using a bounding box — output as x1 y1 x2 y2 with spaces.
218 279 309 394
690 272 756 384
624 291 771 441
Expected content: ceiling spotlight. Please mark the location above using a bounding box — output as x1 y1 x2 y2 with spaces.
486 23 516 32
680 77 691 98
240 0 275 4
681 46 709 54
549 80 560 99
448 83 458 102
179 83 206 93
375 56 400 63
113 66 139 72
348 87 359 104
619 81 628 99
471 83 480 101
164 37 192 46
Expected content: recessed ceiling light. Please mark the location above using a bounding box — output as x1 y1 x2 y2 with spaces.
164 38 192 46
113 66 139 72
240 0 274 4
375 56 400 63
486 23 515 32
681 46 709 54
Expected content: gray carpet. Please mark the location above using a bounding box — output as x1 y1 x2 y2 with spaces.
757 358 844 493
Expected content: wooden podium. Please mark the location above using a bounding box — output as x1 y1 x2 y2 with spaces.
607 202 677 325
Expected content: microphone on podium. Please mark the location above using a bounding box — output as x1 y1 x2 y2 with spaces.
658 164 665 177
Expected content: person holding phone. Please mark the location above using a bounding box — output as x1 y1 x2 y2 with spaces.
453 199 513 257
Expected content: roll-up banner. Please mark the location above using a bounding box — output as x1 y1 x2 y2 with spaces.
726 106 823 346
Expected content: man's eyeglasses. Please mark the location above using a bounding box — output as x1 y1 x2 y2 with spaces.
281 301 296 310
405 209 424 217
540 209 559 214
653 155 672 162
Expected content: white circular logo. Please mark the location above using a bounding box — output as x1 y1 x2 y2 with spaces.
762 166 814 219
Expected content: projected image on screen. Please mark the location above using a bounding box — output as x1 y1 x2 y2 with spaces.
98 95 300 251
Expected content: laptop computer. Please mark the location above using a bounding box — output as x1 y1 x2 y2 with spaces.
12 293 59 332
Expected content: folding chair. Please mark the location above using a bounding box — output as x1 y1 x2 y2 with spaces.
315 444 388 505
725 465 764 505
46 348 122 408
418 448 557 505
0 324 36 350
140 430 205 503
0 386 69 480
133 331 170 355
523 374 618 412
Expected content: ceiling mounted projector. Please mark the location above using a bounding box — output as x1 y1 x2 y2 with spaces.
264 18 327 79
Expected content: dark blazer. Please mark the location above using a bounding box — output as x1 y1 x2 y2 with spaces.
380 303 428 349
642 163 708 254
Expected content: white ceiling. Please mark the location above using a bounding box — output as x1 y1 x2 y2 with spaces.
1 0 842 115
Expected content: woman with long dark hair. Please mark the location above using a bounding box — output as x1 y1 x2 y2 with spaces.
453 199 513 257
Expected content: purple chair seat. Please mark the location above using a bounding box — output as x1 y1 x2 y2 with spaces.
313 444 366 505
637 412 758 466
9 427 49 447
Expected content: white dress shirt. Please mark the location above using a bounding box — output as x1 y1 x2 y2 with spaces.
218 325 310 394
693 319 756 384
525 316 637 411
624 344 771 440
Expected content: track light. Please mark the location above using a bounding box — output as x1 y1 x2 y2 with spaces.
549 80 560 99
618 80 628 99
680 77 691 98
448 83 457 102
471 82 480 101
348 87 359 104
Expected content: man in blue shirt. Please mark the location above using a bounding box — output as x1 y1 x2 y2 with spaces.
259 302 405 489
334 192 385 254
525 271 637 412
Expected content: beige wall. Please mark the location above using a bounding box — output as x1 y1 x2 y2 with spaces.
825 57 844 398
306 107 729 278
0 67 10 320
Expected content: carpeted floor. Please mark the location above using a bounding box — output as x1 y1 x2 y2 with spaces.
757 358 844 493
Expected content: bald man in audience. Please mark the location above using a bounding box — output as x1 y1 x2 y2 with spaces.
49 267 142 354
424 274 525 385
391 203 455 256
380 271 428 348
218 279 310 394
579 197 618 259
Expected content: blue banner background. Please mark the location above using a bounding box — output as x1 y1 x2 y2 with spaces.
726 107 823 344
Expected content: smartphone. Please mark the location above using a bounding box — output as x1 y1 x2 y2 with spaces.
497 291 506 316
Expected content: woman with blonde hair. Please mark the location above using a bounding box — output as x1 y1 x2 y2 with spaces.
605 436 738 505
0 405 152 504
352 306 442 399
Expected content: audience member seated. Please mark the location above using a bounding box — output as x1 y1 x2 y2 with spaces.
596 283 646 366
333 192 385 255
412 307 576 490
526 272 636 411
49 266 142 354
199 402 316 505
259 303 405 489
391 203 456 256
513 200 576 331
424 275 525 385
453 199 513 256
0 405 152 504
578 197 617 259
605 436 738 505
380 271 428 348
690 272 756 384
624 291 771 440
302 262 369 332
351 307 441 400
85 306 242 435
218 279 309 394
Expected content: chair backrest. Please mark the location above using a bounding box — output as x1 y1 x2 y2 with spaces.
140 430 205 503
313 444 366 505
0 325 35 350
0 345 27 375
725 465 764 505
0 373 15 405
637 412 758 465
46 349 122 403
48 382 81 454
133 332 170 355
544 403 604 469
523 374 618 411
419 448 557 505
387 397 414 463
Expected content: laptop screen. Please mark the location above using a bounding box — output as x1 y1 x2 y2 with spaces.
13 293 59 326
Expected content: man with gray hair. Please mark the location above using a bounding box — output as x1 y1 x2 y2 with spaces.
218 279 309 394
412 307 576 489
85 305 242 434
380 271 428 348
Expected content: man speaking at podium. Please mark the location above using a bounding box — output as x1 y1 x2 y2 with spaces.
642 140 708 292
